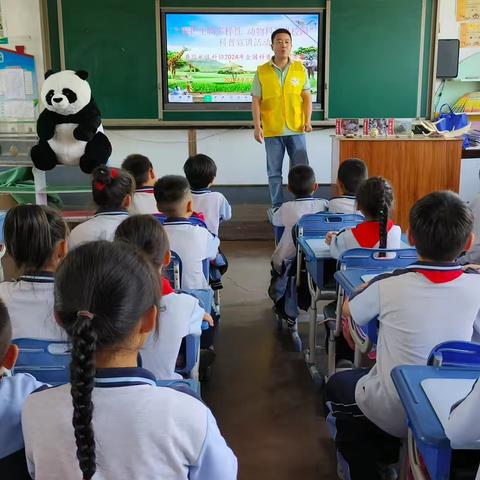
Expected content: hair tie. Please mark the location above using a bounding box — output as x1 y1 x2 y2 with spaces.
77 310 94 321
110 168 118 179
94 181 106 191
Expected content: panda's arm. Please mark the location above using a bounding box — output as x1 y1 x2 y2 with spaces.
73 100 101 142
36 109 57 140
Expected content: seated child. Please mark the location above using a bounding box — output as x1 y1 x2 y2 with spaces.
326 191 480 480
69 166 133 249
326 176 401 259
328 158 367 214
183 154 232 236
114 215 213 380
1 205 68 340
21 241 237 480
271 165 328 273
0 300 43 477
459 170 480 265
121 153 158 214
154 175 219 290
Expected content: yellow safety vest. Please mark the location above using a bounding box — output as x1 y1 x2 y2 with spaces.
257 60 306 137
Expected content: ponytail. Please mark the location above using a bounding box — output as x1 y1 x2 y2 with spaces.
379 190 388 250
92 165 134 210
70 311 97 480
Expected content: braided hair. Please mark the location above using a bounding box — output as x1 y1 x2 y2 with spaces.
54 241 160 479
356 176 394 249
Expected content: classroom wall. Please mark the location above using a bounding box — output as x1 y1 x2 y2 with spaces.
0 0 45 89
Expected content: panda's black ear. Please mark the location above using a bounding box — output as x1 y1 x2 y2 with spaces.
75 70 89 80
44 69 55 79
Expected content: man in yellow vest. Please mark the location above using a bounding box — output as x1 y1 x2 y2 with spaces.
251 28 313 208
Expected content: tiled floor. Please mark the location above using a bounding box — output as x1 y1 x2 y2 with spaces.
203 240 337 480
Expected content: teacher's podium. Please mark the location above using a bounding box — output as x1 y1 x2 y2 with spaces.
331 136 463 230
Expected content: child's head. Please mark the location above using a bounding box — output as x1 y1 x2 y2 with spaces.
4 204 68 273
121 154 155 189
337 159 368 195
288 165 317 198
0 300 17 372
356 176 394 249
154 175 192 218
114 215 170 270
409 191 474 262
183 154 217 190
91 166 134 210
54 240 160 480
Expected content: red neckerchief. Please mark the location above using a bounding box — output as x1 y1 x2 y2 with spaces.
192 211 206 221
161 277 174 295
351 220 394 248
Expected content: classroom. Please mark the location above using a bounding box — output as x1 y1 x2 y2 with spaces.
0 0 479 479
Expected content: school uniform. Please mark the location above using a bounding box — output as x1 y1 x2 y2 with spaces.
190 189 232 236
68 210 129 249
326 262 480 479
0 272 64 340
0 373 43 459
163 219 220 290
459 193 480 265
141 279 204 380
22 367 238 480
328 195 359 214
271 197 328 273
329 220 401 259
131 187 158 215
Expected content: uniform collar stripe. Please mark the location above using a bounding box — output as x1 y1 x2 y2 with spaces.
94 376 157 387
135 187 154 193
191 189 211 194
94 367 157 387
407 262 462 271
94 211 128 217
19 272 55 283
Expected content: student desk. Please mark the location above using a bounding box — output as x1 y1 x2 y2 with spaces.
297 236 335 389
391 365 480 480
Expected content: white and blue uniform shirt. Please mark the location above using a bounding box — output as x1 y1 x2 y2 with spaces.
68 210 129 249
131 187 158 215
22 367 237 480
141 279 204 380
271 197 328 273
328 195 362 215
0 373 43 459
329 220 402 259
349 262 480 438
459 193 480 265
190 189 232 236
163 219 220 289
0 272 64 340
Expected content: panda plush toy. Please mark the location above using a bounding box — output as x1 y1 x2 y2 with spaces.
31 69 112 174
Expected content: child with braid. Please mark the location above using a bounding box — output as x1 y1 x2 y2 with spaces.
21 241 236 480
68 166 133 249
325 176 401 258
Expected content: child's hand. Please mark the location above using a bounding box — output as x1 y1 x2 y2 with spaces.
341 298 352 321
325 231 337 245
203 313 214 327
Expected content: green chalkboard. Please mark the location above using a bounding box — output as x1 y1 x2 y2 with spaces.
328 0 432 119
60 0 158 119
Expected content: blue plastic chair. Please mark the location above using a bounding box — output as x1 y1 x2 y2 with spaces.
428 341 480 368
164 251 182 289
296 213 364 239
12 338 71 385
337 248 417 366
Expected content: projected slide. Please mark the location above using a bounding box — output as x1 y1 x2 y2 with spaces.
164 13 320 104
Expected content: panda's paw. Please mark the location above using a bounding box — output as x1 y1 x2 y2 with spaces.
30 142 58 171
73 126 95 142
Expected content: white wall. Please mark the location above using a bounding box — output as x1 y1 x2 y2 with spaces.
0 0 44 88
106 128 335 185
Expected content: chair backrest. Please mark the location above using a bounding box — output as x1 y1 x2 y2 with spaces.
297 213 364 238
178 288 213 313
428 341 480 368
164 251 182 289
338 248 418 270
12 338 71 385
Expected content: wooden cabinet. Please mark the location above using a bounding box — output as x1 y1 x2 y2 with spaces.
331 137 463 230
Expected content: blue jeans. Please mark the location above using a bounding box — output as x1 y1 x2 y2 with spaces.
265 134 309 208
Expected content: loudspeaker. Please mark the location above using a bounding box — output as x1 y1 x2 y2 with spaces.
436 39 460 78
